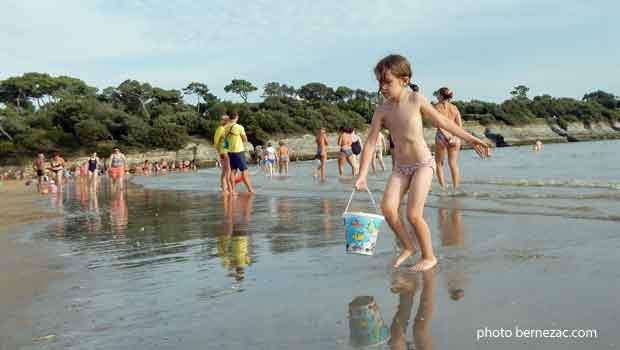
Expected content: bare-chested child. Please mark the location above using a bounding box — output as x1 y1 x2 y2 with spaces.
277 141 290 175
33 153 46 189
355 54 490 272
315 128 328 180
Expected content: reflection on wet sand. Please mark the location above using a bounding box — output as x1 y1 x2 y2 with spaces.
348 296 389 347
217 194 255 282
438 198 468 301
110 187 128 239
389 269 436 350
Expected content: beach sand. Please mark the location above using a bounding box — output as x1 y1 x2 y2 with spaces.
0 181 62 348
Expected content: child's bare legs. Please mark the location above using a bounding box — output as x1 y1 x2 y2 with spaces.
406 167 437 272
434 146 447 192
378 152 386 171
447 145 460 192
337 155 344 176
284 161 289 175
382 173 416 268
320 154 327 180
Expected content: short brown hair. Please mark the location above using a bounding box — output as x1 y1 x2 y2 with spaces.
229 110 239 118
374 54 412 85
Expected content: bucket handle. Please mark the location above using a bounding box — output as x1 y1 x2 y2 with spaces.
343 188 380 216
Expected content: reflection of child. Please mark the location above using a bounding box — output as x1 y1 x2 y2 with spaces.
355 55 490 271
48 180 58 194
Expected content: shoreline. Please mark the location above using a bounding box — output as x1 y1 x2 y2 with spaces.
0 182 63 348
1 120 620 173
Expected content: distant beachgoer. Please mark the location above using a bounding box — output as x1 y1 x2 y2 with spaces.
533 139 543 152
338 127 356 176
142 160 151 174
265 142 277 177
214 114 234 193
33 153 46 188
88 152 100 182
225 111 255 193
355 54 490 271
433 87 463 193
371 131 387 174
109 147 127 188
277 141 290 175
315 127 329 180
49 152 65 187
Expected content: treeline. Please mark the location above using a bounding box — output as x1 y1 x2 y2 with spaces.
0 74 371 162
1 74 619 163
452 85 620 128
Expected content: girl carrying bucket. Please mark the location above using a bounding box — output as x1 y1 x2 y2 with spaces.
354 54 490 272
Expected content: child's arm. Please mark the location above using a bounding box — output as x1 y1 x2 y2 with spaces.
419 95 490 157
354 112 384 190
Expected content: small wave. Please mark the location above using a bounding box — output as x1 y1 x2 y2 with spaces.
425 204 620 222
463 179 620 190
430 191 620 201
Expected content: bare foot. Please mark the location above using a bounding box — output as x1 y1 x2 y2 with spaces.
393 249 415 268
408 257 438 272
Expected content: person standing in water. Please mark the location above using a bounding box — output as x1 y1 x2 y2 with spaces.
87 152 100 182
277 141 290 176
338 127 356 176
371 131 387 174
225 111 255 193
265 142 277 177
49 152 65 188
315 127 329 180
433 87 463 193
533 139 543 152
109 147 127 189
33 153 46 189
355 54 490 271
213 114 234 193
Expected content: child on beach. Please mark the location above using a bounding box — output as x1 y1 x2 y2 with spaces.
277 141 290 175
265 142 277 177
315 128 328 180
354 54 490 271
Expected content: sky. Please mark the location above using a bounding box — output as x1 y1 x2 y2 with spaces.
1 0 618 103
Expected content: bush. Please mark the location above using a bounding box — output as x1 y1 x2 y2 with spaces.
75 119 110 145
149 121 189 150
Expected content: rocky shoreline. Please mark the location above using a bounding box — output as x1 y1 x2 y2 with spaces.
2 120 620 176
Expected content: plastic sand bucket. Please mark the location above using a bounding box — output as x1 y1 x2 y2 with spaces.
343 189 385 256
348 296 389 347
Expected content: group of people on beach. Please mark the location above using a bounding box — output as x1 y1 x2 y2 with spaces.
208 54 491 273
18 54 493 274
31 148 128 192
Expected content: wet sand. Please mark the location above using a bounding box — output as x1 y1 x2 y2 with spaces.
0 181 62 349
1 141 619 349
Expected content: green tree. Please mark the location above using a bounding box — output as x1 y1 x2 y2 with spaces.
298 83 334 102
224 79 257 103
75 119 110 145
183 82 214 113
149 120 189 150
115 80 153 119
510 85 530 100
263 82 283 97
582 90 618 109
